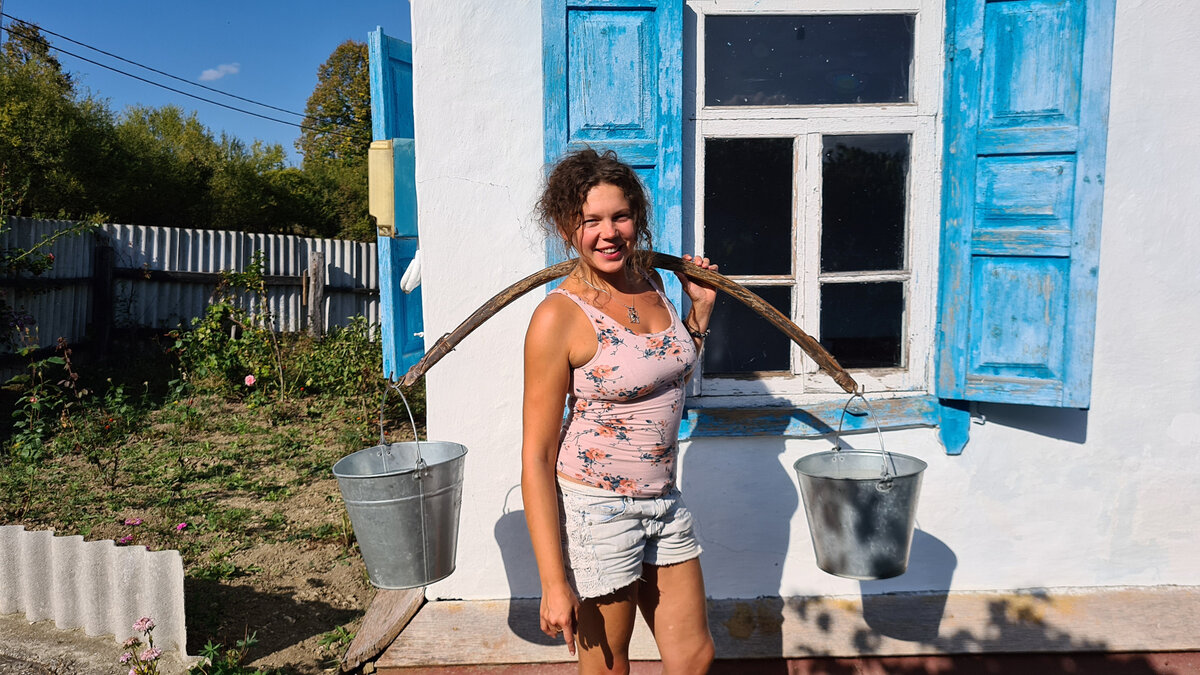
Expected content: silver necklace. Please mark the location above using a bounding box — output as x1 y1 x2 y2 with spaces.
578 276 641 324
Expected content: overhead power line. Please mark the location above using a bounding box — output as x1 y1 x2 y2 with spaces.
0 19 363 140
1 12 311 120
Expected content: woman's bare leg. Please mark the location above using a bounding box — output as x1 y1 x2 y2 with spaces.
638 559 714 674
576 582 639 675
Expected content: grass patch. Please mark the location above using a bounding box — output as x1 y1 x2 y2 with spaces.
1 321 426 666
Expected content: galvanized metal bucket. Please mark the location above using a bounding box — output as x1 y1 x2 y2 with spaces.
332 385 467 589
793 393 926 580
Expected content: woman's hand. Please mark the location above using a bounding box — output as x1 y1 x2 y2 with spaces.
677 253 718 337
541 581 580 654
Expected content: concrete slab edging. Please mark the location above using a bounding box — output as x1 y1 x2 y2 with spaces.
0 525 188 657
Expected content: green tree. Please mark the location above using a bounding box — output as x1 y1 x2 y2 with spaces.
109 105 220 228
293 40 375 241
304 161 374 240
1 24 373 240
0 22 115 221
1 20 71 89
296 40 372 167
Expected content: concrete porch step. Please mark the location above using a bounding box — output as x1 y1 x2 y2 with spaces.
375 586 1200 670
379 651 1200 674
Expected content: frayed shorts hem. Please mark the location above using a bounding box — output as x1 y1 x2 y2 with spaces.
557 478 702 600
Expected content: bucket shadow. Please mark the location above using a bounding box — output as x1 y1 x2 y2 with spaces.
494 485 560 645
857 530 957 642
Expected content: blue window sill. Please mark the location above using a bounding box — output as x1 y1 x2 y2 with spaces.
680 393 965 453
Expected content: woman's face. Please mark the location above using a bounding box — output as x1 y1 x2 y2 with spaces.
569 183 636 278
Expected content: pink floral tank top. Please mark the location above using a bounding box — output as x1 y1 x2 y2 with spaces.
554 279 697 497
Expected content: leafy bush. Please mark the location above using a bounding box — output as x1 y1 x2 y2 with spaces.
289 316 381 397
170 252 283 398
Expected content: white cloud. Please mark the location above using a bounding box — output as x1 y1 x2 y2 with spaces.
198 63 241 82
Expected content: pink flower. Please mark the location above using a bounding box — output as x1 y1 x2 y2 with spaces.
139 647 162 661
117 535 134 545
47 253 55 261
175 522 188 532
132 616 154 633
122 637 139 648
29 396 37 404
119 652 132 663
129 669 137 675
124 518 143 526
244 374 256 386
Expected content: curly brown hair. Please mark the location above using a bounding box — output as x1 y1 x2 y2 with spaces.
536 148 655 280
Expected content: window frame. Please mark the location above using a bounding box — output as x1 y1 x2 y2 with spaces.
685 0 945 407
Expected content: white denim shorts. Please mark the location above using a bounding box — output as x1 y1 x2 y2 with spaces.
557 478 702 600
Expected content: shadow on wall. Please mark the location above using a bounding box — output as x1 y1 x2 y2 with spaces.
488 399 1119 670
680 400 811 673
977 402 1089 444
859 529 958 641
495 485 561 645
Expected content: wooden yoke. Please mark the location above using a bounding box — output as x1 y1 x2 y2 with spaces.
400 253 858 394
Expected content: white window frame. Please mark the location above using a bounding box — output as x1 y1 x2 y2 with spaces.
685 0 945 407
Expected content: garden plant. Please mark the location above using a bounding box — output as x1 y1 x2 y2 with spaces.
1 247 422 672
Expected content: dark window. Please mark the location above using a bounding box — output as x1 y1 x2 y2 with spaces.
704 137 794 276
821 134 910 273
706 15 915 106
705 286 793 374
820 282 905 368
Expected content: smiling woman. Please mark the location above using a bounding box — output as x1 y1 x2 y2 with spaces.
520 148 719 674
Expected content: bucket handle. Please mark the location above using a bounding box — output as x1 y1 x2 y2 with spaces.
380 382 427 476
833 392 899 490
379 382 434 583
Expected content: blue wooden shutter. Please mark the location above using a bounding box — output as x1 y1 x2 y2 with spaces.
368 27 424 380
542 0 683 304
937 0 1116 409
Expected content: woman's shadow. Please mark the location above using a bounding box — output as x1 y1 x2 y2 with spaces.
494 485 561 645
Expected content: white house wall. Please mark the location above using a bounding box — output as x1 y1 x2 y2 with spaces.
410 0 1200 601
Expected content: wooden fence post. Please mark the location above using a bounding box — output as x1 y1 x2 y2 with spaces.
308 251 325 337
92 243 114 354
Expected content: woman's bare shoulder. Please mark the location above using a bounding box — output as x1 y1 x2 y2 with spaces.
527 289 596 368
527 290 585 337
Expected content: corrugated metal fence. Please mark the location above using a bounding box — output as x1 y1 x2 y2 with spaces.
1 218 379 354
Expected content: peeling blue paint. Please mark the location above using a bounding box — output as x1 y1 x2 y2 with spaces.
680 395 942 440
369 28 424 379
543 0 683 306
937 0 1115 411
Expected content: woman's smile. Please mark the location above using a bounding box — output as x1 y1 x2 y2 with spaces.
573 183 636 275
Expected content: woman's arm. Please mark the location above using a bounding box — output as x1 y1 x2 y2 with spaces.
677 254 718 350
521 298 580 654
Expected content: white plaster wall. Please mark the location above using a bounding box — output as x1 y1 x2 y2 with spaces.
410 1 547 600
412 0 1200 600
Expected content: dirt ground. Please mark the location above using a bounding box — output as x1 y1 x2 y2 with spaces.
181 475 376 673
1 385 413 674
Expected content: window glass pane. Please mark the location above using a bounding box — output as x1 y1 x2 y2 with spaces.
704 286 792 374
820 282 903 368
821 134 909 273
705 15 914 106
704 138 793 275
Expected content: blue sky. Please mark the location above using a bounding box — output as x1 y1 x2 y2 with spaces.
1 1 412 164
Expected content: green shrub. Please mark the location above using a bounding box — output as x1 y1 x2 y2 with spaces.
289 316 382 398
